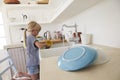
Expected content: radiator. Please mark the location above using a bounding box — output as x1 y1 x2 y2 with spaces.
4 44 27 74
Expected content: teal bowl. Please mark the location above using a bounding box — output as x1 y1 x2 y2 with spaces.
58 46 97 71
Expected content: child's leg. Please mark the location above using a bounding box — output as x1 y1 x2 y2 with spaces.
31 73 39 80
27 65 39 80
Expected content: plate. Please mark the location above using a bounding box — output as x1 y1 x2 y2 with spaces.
58 46 97 71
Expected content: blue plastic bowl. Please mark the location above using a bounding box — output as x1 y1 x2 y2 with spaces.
58 46 98 71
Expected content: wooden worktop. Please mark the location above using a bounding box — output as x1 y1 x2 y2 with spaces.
39 39 67 44
40 44 120 80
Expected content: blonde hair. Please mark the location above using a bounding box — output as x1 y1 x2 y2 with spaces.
27 21 41 32
24 21 41 48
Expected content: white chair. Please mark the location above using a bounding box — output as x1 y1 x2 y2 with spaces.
0 50 31 80
4 44 27 73
0 50 16 80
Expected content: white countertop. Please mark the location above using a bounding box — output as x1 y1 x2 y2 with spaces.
40 44 120 80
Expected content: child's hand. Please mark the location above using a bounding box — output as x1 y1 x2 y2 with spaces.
45 45 51 49
45 40 52 49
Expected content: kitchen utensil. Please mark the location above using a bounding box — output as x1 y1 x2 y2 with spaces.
73 32 82 42
44 31 51 40
58 46 97 71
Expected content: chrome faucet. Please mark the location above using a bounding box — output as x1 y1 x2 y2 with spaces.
61 23 79 45
61 23 77 32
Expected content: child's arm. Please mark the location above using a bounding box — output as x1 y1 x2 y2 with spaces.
34 40 49 49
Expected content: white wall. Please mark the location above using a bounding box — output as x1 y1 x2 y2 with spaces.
3 0 120 48
55 0 120 48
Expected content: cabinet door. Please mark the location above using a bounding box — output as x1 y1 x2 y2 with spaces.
10 26 25 44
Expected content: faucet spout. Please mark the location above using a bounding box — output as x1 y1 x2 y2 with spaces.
61 23 79 44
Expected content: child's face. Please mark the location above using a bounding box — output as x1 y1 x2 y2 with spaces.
32 29 40 36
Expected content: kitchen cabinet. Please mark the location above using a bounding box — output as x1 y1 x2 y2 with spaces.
2 4 53 26
2 4 54 44
2 0 73 26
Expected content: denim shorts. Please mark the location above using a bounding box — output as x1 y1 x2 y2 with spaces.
27 65 39 75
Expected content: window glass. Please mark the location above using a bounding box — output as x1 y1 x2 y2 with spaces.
0 12 6 49
0 25 5 36
0 12 3 24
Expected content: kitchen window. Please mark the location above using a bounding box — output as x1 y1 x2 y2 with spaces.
0 12 6 49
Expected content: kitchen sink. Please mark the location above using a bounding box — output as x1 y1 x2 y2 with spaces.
40 42 82 58
51 42 70 48
40 42 72 58
40 46 70 58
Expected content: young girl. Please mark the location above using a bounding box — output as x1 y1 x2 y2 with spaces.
24 21 48 80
